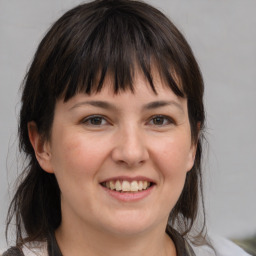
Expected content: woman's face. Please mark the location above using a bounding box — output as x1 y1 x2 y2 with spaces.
42 72 196 237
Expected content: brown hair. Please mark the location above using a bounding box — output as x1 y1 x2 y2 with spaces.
7 0 206 248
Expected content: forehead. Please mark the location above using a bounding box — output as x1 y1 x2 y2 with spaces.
61 57 185 102
57 71 187 113
70 66 183 97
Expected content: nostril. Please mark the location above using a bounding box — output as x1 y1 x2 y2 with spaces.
116 159 145 168
111 136 149 167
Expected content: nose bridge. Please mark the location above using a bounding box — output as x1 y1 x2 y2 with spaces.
112 123 149 167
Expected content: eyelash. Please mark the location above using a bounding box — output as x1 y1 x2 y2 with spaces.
147 115 175 126
81 115 109 126
81 115 174 127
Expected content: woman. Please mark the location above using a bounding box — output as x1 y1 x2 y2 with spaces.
3 0 249 255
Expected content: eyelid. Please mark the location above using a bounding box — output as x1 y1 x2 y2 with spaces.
81 115 110 126
146 115 176 126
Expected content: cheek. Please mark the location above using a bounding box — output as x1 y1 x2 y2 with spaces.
50 132 107 180
148 136 192 216
50 134 106 211
152 135 192 177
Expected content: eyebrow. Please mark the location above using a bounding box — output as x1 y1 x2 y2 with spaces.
70 100 184 112
143 100 184 112
69 101 117 111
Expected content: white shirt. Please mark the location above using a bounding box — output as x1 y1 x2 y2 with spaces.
191 235 252 256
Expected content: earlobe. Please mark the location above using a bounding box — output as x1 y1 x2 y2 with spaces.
27 122 54 173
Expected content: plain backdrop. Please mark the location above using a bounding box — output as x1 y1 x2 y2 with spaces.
1 0 256 249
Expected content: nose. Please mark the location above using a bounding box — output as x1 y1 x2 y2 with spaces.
111 125 149 168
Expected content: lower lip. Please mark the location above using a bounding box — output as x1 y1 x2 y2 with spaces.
101 185 154 202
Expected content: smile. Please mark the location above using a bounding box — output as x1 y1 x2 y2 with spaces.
101 180 152 192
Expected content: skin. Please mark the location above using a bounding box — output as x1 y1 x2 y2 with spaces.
28 72 197 256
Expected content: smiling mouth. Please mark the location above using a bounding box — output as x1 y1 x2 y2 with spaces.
101 180 153 193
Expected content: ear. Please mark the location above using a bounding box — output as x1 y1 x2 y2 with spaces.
186 122 201 172
27 121 54 173
186 142 197 172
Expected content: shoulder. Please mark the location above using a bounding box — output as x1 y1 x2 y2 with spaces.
190 235 252 256
211 235 252 256
2 247 24 256
2 242 47 256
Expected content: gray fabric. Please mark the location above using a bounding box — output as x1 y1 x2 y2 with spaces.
2 247 24 256
3 227 195 256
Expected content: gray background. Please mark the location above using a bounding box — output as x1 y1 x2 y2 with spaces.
1 0 256 249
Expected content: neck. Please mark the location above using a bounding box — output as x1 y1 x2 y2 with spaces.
55 220 176 256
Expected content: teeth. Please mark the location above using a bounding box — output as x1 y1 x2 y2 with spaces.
110 181 115 190
130 181 138 191
115 180 122 191
138 181 143 191
122 181 130 191
104 180 151 192
143 181 148 190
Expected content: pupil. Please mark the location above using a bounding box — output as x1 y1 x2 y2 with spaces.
154 117 163 125
91 117 102 125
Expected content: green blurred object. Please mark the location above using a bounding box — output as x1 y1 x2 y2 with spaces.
233 234 256 256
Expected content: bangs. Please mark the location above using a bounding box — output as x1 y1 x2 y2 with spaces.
47 2 185 101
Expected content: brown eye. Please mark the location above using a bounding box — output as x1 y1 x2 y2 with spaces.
149 115 173 126
90 117 104 125
82 115 108 126
153 116 165 125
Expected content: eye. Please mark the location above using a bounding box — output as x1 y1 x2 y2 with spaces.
82 115 108 126
148 115 174 126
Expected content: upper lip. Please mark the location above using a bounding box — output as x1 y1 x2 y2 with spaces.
100 176 156 184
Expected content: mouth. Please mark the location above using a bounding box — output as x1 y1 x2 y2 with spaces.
100 180 154 193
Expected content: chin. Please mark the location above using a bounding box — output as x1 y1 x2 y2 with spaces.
101 211 162 236
106 223 151 237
